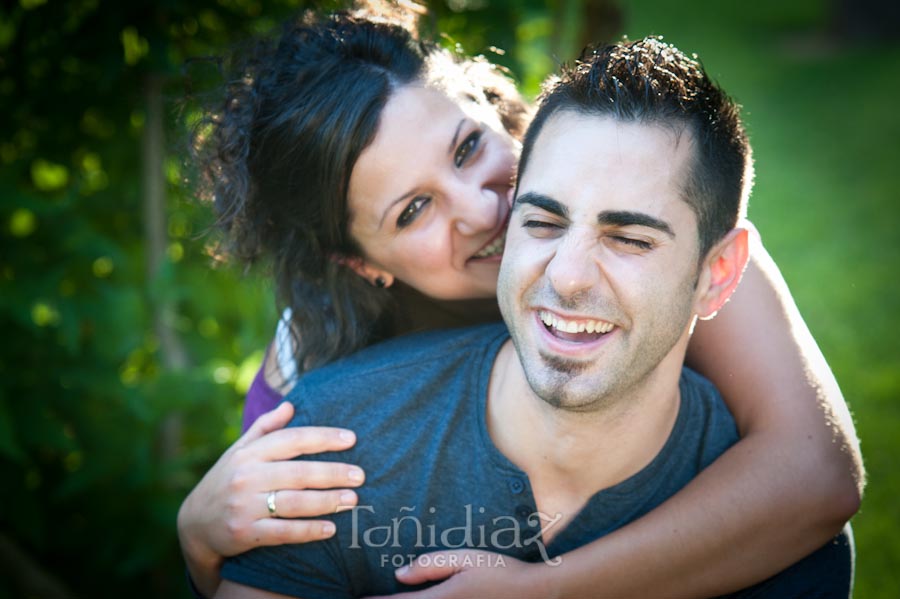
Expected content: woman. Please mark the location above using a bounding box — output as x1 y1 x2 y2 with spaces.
179 5 862 598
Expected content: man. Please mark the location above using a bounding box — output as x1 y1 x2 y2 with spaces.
216 38 852 598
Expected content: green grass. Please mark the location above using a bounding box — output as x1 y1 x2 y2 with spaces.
618 0 900 595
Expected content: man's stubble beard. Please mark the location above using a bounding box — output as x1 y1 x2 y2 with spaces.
519 275 698 414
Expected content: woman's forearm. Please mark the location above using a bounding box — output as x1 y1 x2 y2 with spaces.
539 431 854 598
179 497 225 598
688 232 863 522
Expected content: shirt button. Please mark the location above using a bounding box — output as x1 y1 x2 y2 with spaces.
508 478 525 494
516 504 533 520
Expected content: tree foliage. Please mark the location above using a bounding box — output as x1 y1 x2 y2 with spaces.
2 0 304 595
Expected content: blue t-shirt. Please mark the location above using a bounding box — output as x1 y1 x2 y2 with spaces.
221 323 853 598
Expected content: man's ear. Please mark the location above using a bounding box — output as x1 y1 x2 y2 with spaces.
694 228 750 320
332 255 395 289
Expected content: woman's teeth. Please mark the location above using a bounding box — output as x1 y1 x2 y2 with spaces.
472 230 505 259
539 310 615 334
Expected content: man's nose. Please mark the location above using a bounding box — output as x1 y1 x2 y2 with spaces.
451 183 498 237
546 231 601 298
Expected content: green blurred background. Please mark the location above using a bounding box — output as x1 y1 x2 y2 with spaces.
1 0 897 596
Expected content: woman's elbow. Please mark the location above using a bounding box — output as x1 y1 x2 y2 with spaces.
812 439 864 532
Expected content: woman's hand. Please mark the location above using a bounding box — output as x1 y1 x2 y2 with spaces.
365 550 553 599
177 402 364 598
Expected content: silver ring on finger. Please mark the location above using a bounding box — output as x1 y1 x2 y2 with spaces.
266 490 279 518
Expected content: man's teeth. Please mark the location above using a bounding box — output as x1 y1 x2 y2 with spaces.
539 310 614 334
473 231 505 259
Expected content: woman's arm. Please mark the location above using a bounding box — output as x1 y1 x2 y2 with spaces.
177 387 366 597
393 231 863 598
551 232 862 596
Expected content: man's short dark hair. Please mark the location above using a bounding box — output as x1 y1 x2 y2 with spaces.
517 37 753 258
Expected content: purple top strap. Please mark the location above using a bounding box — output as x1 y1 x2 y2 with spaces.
242 362 285 432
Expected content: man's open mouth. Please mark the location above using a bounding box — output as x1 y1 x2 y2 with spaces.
539 309 615 342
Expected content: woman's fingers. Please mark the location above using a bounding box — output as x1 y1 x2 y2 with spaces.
232 402 295 450
396 550 480 584
240 425 357 462
253 459 365 491
253 517 339 545
259 488 358 519
253 401 296 435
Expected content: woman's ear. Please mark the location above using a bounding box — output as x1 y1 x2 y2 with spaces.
694 228 750 320
333 255 395 289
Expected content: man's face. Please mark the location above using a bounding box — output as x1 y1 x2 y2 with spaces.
497 113 705 411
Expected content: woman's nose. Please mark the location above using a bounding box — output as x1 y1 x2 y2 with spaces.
451 184 499 237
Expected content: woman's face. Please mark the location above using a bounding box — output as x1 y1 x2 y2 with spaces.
347 84 519 300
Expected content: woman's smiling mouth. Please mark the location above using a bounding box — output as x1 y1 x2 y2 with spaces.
471 227 506 259
469 200 511 262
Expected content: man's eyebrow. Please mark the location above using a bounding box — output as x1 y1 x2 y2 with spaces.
514 192 569 219
597 210 675 238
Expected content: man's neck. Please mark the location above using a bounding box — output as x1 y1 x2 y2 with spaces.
486 339 686 540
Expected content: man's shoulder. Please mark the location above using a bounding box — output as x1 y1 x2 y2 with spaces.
679 366 731 421
675 366 739 467
235 323 513 597
297 322 505 386
284 322 507 424
679 366 720 400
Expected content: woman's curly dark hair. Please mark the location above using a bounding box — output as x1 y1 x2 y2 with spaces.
192 5 529 374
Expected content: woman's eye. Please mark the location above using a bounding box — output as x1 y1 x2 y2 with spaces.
612 236 653 250
397 196 431 228
454 130 482 167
